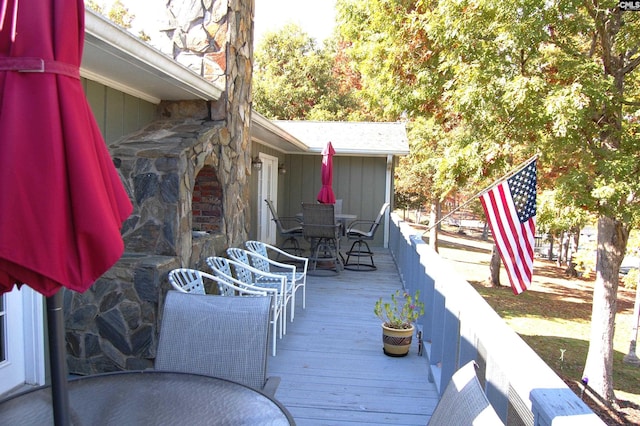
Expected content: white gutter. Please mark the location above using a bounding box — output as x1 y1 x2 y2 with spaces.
251 111 310 151
82 10 223 104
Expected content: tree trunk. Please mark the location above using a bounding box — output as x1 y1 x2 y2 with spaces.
558 232 569 267
481 222 489 241
488 244 501 287
565 231 580 277
547 236 554 261
428 201 439 253
582 216 629 402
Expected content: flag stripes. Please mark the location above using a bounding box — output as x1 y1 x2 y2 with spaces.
480 160 536 295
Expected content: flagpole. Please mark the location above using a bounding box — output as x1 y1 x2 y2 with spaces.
421 154 539 235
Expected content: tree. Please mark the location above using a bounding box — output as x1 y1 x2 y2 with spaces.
338 0 640 402
538 4 640 402
337 0 478 252
252 24 365 120
537 189 592 265
86 0 134 29
431 1 640 402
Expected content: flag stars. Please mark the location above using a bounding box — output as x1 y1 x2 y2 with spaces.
508 161 537 223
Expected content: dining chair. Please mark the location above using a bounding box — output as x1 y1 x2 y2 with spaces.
265 199 304 256
427 361 503 425
344 202 390 271
206 255 286 354
226 248 294 327
156 291 281 396
301 202 343 274
245 240 308 321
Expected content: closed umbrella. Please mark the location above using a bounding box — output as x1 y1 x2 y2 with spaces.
316 141 336 204
0 0 132 424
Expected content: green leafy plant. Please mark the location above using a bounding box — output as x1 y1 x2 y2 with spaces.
374 289 424 329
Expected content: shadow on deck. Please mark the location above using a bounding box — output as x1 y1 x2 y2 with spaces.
268 248 437 425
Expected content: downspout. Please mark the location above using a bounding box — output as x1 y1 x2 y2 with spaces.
384 154 393 248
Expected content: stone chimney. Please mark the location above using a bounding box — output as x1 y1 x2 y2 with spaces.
65 0 257 375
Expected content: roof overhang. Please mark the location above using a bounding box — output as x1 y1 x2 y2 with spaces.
273 121 410 157
81 9 407 157
250 113 309 154
82 10 224 104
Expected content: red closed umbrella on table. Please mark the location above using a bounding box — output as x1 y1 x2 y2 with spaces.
0 0 132 423
317 141 336 204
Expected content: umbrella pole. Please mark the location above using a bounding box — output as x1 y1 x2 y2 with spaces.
46 292 70 426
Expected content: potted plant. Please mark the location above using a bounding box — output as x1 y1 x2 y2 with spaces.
374 289 425 357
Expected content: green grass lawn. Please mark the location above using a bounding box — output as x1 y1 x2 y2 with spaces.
470 281 640 405
429 224 640 423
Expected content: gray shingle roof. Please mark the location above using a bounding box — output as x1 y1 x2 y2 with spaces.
273 121 409 156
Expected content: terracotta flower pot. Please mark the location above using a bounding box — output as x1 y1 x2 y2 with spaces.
381 323 414 357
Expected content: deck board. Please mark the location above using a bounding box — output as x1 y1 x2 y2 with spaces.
268 249 437 425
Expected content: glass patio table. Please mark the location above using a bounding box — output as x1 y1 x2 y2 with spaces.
0 370 295 425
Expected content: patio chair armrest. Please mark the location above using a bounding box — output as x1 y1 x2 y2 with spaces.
265 244 309 264
347 219 375 230
250 251 297 274
262 376 281 397
278 215 302 223
303 223 341 231
244 281 280 295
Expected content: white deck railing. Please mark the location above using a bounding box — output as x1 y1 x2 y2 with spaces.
389 213 603 425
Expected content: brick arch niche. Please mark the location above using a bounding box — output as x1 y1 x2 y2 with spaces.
192 165 223 233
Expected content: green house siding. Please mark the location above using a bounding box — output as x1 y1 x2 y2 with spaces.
82 78 156 144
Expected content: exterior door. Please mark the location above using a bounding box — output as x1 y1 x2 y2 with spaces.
257 153 278 244
0 286 45 395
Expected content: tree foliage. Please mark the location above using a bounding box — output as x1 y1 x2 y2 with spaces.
252 24 367 120
537 189 592 243
86 1 134 29
337 0 639 402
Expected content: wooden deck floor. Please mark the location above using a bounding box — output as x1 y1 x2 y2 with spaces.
268 249 438 425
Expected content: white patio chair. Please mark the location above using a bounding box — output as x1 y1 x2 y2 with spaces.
167 268 207 294
156 291 281 396
245 240 308 321
206 256 285 356
168 268 271 297
227 247 295 327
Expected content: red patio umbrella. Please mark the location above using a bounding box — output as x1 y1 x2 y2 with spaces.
0 0 132 423
317 141 336 204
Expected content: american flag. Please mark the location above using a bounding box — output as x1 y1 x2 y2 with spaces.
480 159 537 295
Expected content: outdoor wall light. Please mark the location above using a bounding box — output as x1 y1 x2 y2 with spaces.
252 156 263 170
278 163 287 174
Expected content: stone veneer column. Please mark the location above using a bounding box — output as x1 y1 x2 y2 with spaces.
163 0 255 248
222 0 254 247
